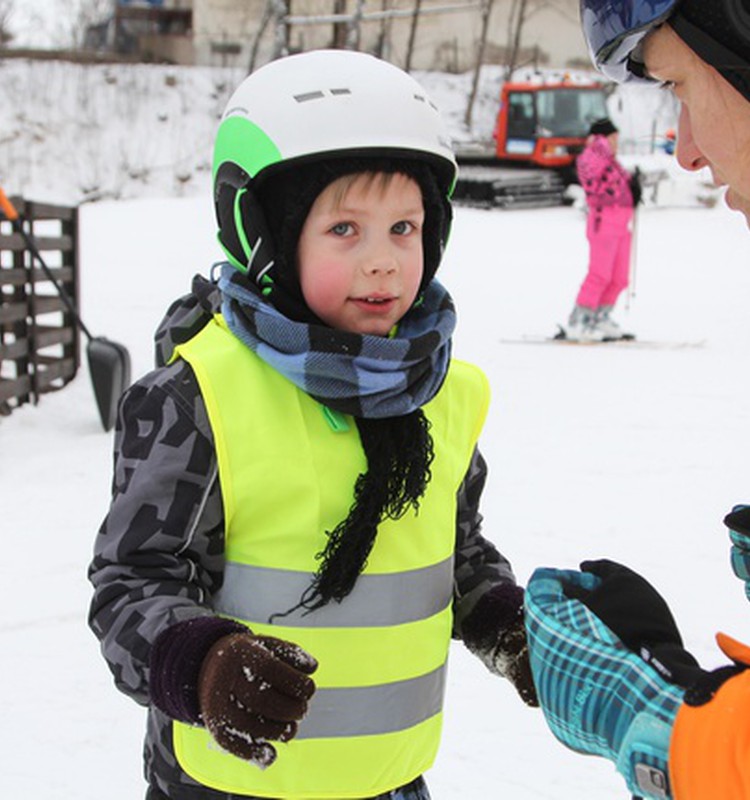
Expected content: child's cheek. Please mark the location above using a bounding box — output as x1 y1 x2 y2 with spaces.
302 261 347 311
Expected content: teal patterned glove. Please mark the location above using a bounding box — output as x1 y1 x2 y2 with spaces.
724 505 750 601
525 567 684 800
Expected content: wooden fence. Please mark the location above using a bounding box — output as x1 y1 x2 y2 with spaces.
0 198 80 415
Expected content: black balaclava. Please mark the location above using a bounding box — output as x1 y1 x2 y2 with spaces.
252 156 451 324
588 117 618 137
672 0 750 101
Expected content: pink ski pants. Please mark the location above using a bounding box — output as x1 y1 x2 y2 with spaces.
576 205 633 309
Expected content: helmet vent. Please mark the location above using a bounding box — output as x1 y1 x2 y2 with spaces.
414 93 439 112
294 90 325 102
294 87 353 104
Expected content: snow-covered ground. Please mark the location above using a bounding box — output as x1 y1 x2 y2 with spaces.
3 189 750 798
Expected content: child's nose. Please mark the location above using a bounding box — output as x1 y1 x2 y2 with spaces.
364 243 398 274
366 259 397 274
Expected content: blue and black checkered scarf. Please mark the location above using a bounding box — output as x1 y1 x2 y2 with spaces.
219 263 456 420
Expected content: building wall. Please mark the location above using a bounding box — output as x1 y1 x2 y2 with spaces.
192 0 589 73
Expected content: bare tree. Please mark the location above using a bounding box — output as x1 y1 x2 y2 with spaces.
248 0 275 72
53 0 114 49
373 0 394 59
345 0 366 50
271 0 290 59
404 0 423 72
0 0 14 45
332 0 348 48
504 0 570 79
504 0 529 80
465 0 496 127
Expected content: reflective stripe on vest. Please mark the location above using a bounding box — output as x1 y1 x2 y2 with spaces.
171 316 490 799
217 557 454 628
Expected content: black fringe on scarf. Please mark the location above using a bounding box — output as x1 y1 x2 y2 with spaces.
272 410 434 619
307 410 434 610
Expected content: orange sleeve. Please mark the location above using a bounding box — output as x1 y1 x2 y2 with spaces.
669 635 750 800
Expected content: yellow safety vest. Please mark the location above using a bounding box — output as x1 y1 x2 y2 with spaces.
172 316 489 799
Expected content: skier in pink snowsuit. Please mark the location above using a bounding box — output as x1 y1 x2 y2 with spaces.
566 118 638 341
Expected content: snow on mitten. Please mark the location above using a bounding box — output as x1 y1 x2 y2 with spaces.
198 632 318 767
462 583 539 707
493 614 539 707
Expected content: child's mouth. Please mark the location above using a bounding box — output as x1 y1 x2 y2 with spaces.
353 295 397 311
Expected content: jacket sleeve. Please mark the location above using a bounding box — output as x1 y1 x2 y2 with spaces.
669 636 750 800
452 446 519 640
88 360 225 706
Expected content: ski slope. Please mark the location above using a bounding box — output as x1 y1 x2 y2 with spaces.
3 194 750 799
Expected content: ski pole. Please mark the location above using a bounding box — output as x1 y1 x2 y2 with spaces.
626 205 638 311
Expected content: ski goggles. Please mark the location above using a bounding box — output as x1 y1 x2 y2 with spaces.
580 0 679 83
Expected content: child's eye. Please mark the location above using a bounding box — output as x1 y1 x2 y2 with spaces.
330 222 354 236
391 220 416 235
659 80 676 91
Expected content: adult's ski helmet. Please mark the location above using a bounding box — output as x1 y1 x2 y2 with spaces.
212 49 457 293
581 0 750 101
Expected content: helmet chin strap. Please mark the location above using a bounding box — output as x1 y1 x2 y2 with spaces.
232 189 275 293
216 181 277 289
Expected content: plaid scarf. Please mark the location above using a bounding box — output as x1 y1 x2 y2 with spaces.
219 264 456 419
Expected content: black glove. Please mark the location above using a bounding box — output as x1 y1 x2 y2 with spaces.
565 559 746 705
629 167 643 206
565 559 700 686
198 632 318 766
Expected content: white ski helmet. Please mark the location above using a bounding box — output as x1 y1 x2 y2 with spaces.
213 49 457 282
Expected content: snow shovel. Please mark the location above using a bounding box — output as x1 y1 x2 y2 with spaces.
0 187 131 431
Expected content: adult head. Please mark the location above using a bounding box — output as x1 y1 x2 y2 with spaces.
580 0 750 223
212 49 457 322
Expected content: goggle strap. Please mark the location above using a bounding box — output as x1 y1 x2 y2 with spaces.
671 10 750 71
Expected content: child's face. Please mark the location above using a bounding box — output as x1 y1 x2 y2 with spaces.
297 172 425 336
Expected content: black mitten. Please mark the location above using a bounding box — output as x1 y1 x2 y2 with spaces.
565 559 702 687
565 559 748 705
462 583 539 707
629 167 643 205
494 614 539 707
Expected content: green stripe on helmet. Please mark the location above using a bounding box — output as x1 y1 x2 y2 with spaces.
213 115 282 181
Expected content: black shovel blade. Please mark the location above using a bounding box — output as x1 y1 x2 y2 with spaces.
87 336 132 432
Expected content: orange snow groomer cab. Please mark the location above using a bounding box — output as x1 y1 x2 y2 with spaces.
494 79 609 168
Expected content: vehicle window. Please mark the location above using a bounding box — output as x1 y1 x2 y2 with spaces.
536 89 608 137
507 92 536 138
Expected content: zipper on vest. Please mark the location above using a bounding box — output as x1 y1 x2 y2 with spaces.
321 406 350 432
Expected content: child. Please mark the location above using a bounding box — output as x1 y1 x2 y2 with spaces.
565 118 638 342
89 49 536 800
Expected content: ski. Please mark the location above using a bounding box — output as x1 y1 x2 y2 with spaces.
500 334 706 351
